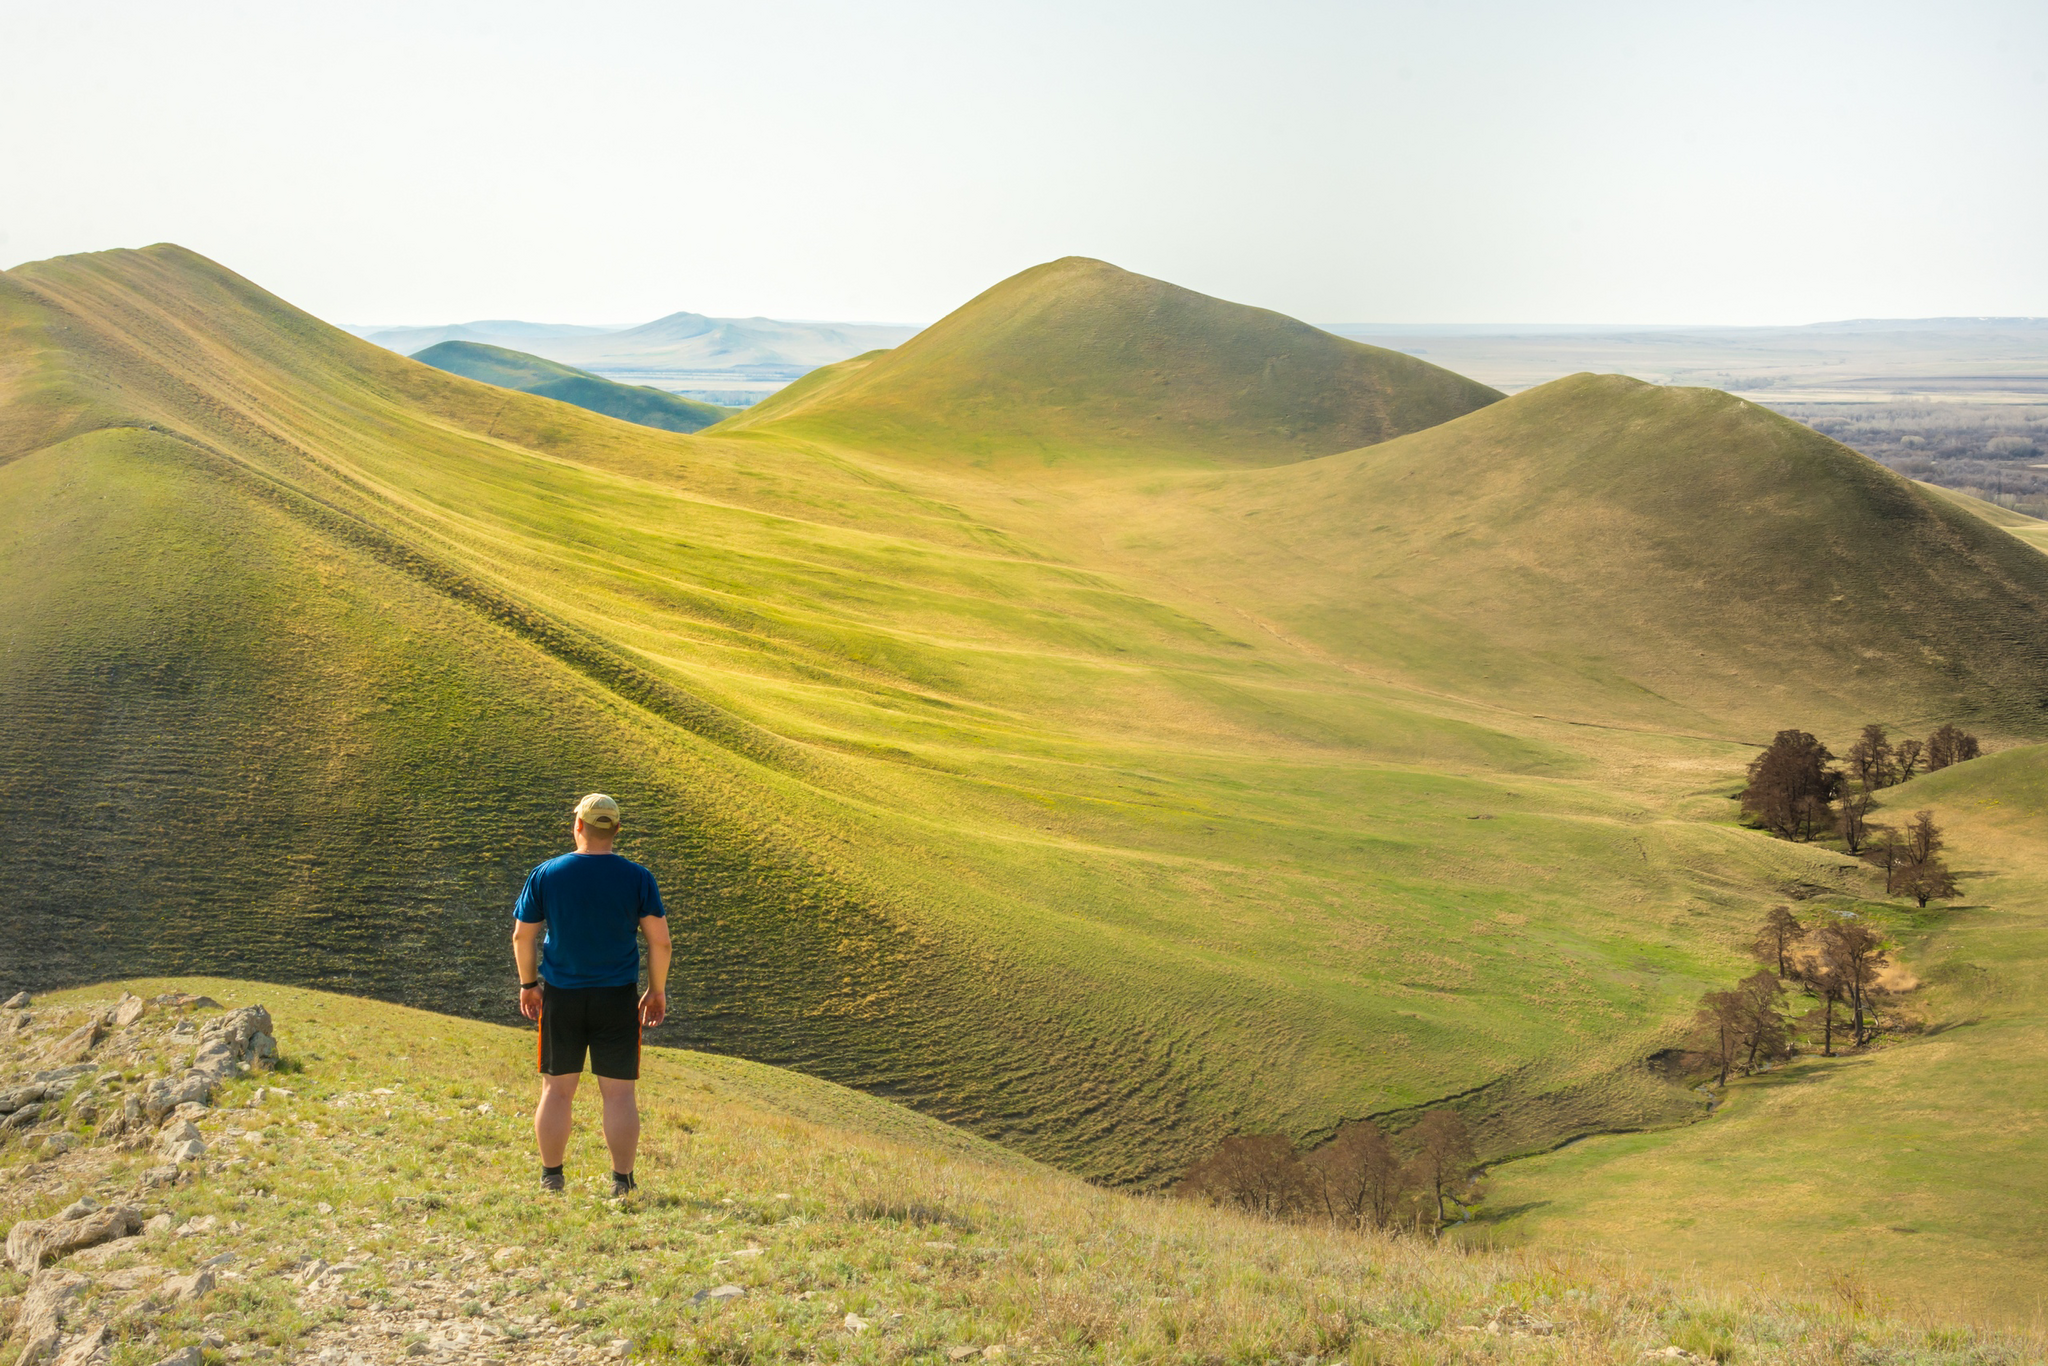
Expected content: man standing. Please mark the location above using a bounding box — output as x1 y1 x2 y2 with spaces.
512 793 671 1196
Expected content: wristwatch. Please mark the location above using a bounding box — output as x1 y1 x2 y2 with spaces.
520 980 540 990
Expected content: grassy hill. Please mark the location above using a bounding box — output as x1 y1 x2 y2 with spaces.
2 979 2026 1364
1107 374 2048 736
411 339 732 432
1472 743 2048 1327
10 234 2048 1318
715 256 1504 466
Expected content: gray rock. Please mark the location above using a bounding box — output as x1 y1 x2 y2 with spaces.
3 1102 46 1131
52 1323 113 1366
151 1350 205 1366
157 1119 203 1150
6 1204 142 1271
67 1235 145 1267
32 1065 93 1087
9 1268 87 1362
161 1266 216 1303
142 1075 212 1122
692 1283 747 1303
3 991 29 1009
112 995 147 1029
142 1213 174 1235
38 1132 78 1154
8 1012 28 1032
47 1022 104 1065
0 1082 48 1113
138 1165 180 1189
59 1197 100 1220
162 1139 205 1165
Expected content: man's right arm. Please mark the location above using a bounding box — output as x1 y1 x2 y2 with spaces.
513 921 544 1020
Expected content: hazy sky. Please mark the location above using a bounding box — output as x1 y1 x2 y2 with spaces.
5 1 2044 326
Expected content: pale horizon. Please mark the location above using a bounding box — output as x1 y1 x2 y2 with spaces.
6 1 2044 328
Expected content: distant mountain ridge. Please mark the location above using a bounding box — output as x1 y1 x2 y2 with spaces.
349 312 923 392
411 340 733 433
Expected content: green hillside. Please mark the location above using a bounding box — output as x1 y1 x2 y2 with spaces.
716 256 1504 466
9 232 2048 1318
1112 374 2048 736
411 338 732 432
7 981 2014 1365
1473 744 2048 1327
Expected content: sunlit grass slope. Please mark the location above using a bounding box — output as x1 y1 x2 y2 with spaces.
1471 745 2048 1329
716 256 1504 467
1920 480 2048 556
12 981 2024 1366
1114 374 2048 737
412 339 733 433
7 244 2048 1208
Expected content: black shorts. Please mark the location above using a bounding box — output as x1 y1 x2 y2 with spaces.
537 983 641 1080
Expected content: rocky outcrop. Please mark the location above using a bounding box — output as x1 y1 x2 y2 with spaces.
5 1201 144 1272
45 1024 102 1067
4 1268 87 1363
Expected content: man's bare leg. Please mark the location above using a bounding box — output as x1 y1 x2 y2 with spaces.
536 1072 580 1172
596 1076 639 1183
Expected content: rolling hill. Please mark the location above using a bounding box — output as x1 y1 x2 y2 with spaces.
717 256 1505 465
1109 373 2048 736
411 339 733 432
8 233 2048 1323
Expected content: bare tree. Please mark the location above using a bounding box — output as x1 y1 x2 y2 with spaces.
1834 789 1874 854
1894 858 1960 908
1925 725 1981 771
1814 915 1887 1047
1733 971 1790 1071
1790 953 1850 1057
1895 738 1924 782
1741 731 1843 840
1304 1120 1408 1230
1903 810 1945 866
1694 987 1745 1086
1751 906 1805 977
1407 1109 1477 1235
1862 825 1903 893
1845 724 1896 791
1176 1135 1311 1217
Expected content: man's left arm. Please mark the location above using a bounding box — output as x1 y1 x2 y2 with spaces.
639 915 670 1027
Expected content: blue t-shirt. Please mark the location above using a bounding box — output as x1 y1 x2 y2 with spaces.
513 853 666 990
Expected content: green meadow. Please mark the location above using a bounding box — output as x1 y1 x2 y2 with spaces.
7 244 2048 1322
1470 744 2048 1328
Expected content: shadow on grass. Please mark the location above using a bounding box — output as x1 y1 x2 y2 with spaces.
1469 1199 1552 1226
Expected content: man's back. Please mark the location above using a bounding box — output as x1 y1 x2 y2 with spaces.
514 852 665 990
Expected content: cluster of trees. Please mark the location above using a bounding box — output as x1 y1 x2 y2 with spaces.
1701 905 1895 1074
1175 1108 1479 1236
1740 723 1971 906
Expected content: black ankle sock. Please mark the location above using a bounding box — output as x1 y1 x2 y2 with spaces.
544 1165 564 1177
612 1170 635 1188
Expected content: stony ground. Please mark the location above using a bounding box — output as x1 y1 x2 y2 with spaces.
2 980 2033 1366
0 990 641 1365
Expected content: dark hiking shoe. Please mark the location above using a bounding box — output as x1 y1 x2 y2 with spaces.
541 1168 566 1193
611 1171 637 1199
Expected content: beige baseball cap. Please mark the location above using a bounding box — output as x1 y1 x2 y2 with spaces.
573 793 621 831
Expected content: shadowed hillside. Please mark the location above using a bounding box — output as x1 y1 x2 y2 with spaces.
1117 374 2048 736
411 339 732 432
718 256 1504 466
8 244 2048 1221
